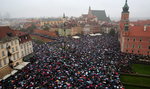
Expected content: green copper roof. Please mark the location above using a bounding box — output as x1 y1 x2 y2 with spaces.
122 0 129 13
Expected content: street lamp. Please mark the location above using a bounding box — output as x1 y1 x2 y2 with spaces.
63 13 66 51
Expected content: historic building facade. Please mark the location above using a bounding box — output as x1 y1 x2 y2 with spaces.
0 26 33 79
15 30 33 58
120 0 150 55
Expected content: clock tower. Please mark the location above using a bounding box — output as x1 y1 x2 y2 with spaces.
120 0 130 36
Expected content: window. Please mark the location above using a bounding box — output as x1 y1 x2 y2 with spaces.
126 44 128 48
17 53 19 58
22 51 24 57
2 51 5 57
25 36 28 39
132 45 135 48
11 41 14 46
13 55 16 60
12 48 15 52
138 50 140 53
3 59 7 65
140 38 142 42
127 38 129 41
6 43 8 48
29 42 32 45
138 45 141 49
1 44 4 49
132 50 134 53
15 40 17 44
149 46 150 49
126 50 128 52
21 45 23 49
16 46 18 51
30 48 32 53
133 38 136 42
124 24 129 31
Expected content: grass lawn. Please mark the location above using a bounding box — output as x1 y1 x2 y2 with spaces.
31 36 37 40
125 85 149 89
120 75 150 87
132 64 150 75
121 64 150 89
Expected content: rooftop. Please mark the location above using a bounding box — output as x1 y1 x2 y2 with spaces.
129 25 150 37
0 26 16 40
91 10 110 21
14 30 32 43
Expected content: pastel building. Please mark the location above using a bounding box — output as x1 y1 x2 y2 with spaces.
0 26 33 79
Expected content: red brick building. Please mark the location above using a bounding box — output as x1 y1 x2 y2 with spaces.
120 0 150 55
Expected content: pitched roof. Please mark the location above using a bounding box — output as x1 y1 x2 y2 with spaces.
33 29 57 37
0 26 16 40
14 30 32 43
129 25 150 37
30 34 53 42
130 20 150 26
41 18 62 21
91 10 109 21
14 30 28 36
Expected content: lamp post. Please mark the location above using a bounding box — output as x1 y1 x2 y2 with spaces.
63 13 66 51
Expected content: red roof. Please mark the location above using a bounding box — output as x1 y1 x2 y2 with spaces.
130 20 150 26
14 30 32 43
30 34 53 42
0 26 16 39
0 26 32 43
33 29 57 37
129 25 150 37
14 30 28 36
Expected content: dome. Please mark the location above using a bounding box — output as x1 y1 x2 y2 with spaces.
122 0 129 13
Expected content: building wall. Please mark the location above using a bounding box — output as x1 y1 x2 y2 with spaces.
58 28 71 36
121 37 150 55
40 21 64 26
0 38 33 79
71 27 82 36
0 38 23 79
20 41 33 58
83 25 91 35
101 27 112 34
121 13 129 21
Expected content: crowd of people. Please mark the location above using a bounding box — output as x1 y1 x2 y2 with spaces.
0 34 138 89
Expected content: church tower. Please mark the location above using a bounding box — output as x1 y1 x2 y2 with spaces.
121 0 130 32
120 0 130 52
88 6 92 16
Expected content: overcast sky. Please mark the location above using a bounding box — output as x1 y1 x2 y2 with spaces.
0 0 150 19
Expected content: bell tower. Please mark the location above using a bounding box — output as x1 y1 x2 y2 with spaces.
120 0 130 52
88 6 92 16
121 0 129 21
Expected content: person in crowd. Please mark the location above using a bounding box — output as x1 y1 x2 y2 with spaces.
1 34 146 89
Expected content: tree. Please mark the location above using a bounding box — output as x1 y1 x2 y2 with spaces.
43 24 50 31
43 25 49 31
109 29 115 36
27 24 37 33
